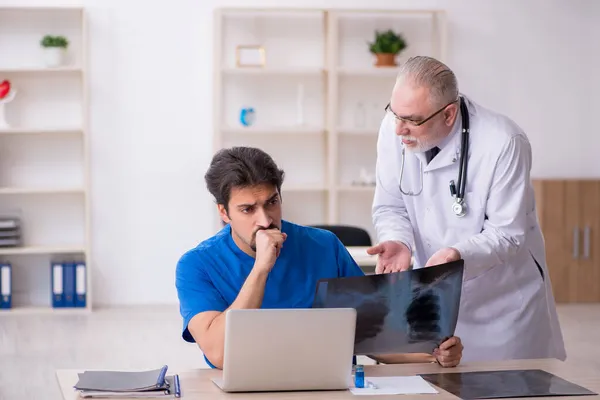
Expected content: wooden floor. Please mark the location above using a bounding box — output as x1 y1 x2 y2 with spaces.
0 304 598 399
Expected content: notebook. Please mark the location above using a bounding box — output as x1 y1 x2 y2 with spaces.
78 376 177 398
74 365 180 398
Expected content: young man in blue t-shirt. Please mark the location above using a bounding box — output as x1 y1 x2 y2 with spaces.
176 146 463 369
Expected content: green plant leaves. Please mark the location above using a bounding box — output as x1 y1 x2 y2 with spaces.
40 35 69 48
368 29 407 55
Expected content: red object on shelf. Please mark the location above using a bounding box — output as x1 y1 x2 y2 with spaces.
0 80 10 100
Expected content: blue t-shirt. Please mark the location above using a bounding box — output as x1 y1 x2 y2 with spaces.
175 219 365 367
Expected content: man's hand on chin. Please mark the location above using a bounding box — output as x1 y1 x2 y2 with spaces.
425 247 461 267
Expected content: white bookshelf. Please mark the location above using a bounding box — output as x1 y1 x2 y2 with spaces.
0 6 90 314
213 7 447 239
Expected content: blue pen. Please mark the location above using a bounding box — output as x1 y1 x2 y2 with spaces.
157 365 169 387
174 374 181 398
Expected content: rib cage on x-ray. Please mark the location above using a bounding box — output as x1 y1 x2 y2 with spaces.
312 260 464 355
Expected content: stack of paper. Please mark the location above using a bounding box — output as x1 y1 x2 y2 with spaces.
350 376 438 396
73 366 180 398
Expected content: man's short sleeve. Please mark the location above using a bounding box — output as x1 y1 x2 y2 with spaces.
175 250 228 342
334 236 365 278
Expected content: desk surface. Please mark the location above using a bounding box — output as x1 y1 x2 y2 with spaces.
56 358 599 400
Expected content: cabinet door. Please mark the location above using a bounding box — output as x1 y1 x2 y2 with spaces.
534 180 579 303
576 180 600 302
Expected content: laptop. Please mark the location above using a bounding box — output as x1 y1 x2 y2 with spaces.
211 308 357 392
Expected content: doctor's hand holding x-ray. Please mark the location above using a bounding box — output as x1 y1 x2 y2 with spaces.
367 56 567 363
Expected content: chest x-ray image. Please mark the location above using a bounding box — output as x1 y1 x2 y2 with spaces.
419 369 597 399
312 260 464 355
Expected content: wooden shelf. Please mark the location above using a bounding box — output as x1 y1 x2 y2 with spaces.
0 128 82 136
0 306 90 316
222 67 324 76
0 66 82 73
220 9 325 17
0 6 84 11
0 187 85 195
337 67 400 77
222 126 325 136
283 185 327 192
0 246 86 256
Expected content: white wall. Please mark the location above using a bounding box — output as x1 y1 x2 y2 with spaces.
2 0 598 306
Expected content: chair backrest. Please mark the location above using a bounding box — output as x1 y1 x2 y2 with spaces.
310 225 372 247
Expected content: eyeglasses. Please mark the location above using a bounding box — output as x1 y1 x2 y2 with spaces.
385 99 458 127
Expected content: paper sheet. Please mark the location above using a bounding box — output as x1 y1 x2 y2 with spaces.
350 376 439 396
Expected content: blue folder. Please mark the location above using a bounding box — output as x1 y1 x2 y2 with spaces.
75 262 86 308
51 262 65 308
0 263 11 309
63 262 76 307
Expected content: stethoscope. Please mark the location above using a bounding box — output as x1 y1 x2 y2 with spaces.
398 96 470 218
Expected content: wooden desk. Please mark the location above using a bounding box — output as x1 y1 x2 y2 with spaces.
56 358 599 399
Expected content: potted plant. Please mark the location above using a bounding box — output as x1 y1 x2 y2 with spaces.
368 29 407 67
40 35 69 67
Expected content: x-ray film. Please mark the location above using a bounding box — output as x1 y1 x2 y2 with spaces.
419 370 597 399
312 260 464 355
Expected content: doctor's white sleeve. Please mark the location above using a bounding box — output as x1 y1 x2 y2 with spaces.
371 118 414 252
451 134 532 281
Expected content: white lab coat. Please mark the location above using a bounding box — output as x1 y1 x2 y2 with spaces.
372 95 566 362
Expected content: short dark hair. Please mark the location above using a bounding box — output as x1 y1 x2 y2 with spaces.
204 146 285 210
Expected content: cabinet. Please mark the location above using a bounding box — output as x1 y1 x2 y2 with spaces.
533 179 600 303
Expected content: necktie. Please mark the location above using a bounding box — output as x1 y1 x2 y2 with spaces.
427 146 440 164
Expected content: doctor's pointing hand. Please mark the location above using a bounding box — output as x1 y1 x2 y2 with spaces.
367 56 566 364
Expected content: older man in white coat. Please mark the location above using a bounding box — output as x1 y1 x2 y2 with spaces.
368 56 566 362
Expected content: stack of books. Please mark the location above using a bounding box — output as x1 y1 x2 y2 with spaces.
74 365 181 398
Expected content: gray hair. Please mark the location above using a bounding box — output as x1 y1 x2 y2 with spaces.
396 56 459 107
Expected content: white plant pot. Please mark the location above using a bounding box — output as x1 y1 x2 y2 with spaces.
0 90 17 129
43 47 66 68
0 102 9 129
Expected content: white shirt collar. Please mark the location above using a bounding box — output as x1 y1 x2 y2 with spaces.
436 108 462 150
